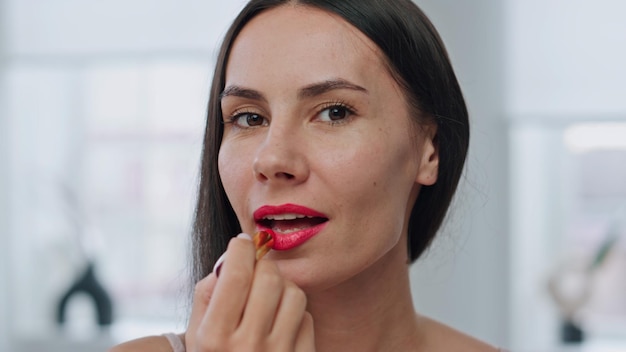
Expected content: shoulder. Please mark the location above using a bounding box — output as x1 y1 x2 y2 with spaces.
108 335 177 352
417 315 500 352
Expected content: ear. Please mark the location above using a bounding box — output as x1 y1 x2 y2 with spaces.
415 125 439 186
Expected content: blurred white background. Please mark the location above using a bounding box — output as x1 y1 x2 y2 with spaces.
1 1 625 351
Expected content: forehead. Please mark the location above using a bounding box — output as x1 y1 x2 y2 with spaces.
225 5 390 91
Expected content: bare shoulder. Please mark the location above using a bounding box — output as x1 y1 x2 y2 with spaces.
418 315 500 352
108 335 174 352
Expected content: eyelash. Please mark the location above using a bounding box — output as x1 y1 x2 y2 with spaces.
223 100 358 128
223 109 265 127
316 100 357 126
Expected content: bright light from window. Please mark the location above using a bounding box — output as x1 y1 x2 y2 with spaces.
564 122 626 153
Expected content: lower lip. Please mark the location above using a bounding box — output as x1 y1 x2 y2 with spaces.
257 222 327 251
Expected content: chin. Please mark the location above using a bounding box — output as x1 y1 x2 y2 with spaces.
274 260 327 292
276 260 361 295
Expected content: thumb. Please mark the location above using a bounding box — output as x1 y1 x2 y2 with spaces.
185 272 218 350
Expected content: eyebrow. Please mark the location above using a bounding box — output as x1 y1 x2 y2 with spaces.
220 86 266 102
220 78 368 102
298 78 368 98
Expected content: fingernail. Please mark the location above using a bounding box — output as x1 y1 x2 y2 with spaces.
213 234 252 277
213 252 226 277
237 233 252 240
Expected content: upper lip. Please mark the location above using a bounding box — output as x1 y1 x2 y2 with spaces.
253 203 328 222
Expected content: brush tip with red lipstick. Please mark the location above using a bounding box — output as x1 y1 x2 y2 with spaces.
213 230 275 277
253 230 275 260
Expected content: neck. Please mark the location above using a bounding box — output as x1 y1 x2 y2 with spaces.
306 245 422 352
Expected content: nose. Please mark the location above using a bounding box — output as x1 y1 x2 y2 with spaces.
252 125 309 184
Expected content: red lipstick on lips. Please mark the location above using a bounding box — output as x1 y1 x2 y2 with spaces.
254 203 328 251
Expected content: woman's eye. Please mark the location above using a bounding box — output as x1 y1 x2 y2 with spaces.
318 105 353 123
231 113 267 127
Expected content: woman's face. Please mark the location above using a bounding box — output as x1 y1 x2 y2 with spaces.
218 5 438 291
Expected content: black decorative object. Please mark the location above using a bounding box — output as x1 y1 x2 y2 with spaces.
561 319 584 343
56 261 113 327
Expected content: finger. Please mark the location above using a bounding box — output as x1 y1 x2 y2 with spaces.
185 273 217 351
202 235 256 335
213 233 252 277
294 312 316 352
269 281 309 350
239 259 284 338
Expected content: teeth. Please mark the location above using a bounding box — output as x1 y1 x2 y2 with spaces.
280 227 307 234
263 213 312 221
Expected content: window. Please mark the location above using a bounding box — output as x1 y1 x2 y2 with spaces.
510 121 626 347
6 58 211 343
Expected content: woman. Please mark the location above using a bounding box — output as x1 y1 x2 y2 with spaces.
112 0 502 350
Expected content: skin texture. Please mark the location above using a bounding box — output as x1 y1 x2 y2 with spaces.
109 4 498 352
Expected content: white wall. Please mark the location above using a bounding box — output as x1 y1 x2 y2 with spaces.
1 0 12 348
0 8 9 351
410 0 510 347
507 0 626 117
3 0 247 57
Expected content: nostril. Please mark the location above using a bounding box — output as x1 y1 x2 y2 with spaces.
275 171 295 180
254 171 294 182
256 172 269 181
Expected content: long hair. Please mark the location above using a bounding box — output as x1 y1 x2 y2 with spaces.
191 0 469 286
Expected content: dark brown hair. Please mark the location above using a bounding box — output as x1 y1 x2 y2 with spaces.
191 0 469 285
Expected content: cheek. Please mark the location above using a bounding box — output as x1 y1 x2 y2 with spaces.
217 147 230 188
328 138 417 226
218 143 251 212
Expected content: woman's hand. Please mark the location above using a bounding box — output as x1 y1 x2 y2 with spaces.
186 234 315 352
